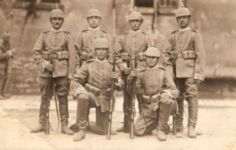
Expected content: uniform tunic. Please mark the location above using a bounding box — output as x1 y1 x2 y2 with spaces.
33 29 76 78
72 59 123 112
163 27 206 80
134 65 178 135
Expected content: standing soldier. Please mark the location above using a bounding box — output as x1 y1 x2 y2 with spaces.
31 9 76 135
133 47 178 141
71 38 123 141
76 9 109 66
163 7 206 138
115 10 155 132
0 32 15 100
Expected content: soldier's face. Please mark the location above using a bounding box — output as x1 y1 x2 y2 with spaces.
177 16 190 28
129 19 142 31
87 16 101 28
146 56 159 68
50 17 64 30
96 48 108 60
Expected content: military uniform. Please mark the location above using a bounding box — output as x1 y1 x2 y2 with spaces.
76 27 108 64
76 9 110 66
71 57 123 140
0 33 13 100
163 7 206 138
32 9 76 135
133 47 178 141
115 13 155 132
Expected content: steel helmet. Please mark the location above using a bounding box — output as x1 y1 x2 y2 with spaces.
94 38 109 49
87 9 102 18
175 7 191 18
145 47 161 58
50 9 64 19
128 11 143 21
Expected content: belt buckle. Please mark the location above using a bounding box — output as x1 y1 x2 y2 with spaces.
177 53 182 58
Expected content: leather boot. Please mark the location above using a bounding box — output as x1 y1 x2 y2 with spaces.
157 130 166 141
156 101 173 141
73 129 86 142
30 123 44 133
62 125 74 135
174 97 184 137
117 116 130 133
188 126 196 138
69 123 79 133
31 96 48 133
58 96 73 135
187 97 198 130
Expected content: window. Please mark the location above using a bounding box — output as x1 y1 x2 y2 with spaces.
134 0 153 7
159 0 178 8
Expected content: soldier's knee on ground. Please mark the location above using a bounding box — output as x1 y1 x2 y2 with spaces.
134 125 145 136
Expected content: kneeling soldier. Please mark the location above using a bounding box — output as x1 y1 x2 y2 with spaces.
134 47 178 141
71 38 123 141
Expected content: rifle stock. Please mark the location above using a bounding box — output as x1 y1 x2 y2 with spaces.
130 55 137 139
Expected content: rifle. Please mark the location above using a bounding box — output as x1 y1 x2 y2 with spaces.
107 0 117 140
130 55 137 139
107 55 117 139
44 51 55 135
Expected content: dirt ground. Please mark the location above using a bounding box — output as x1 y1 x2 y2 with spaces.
1 96 236 150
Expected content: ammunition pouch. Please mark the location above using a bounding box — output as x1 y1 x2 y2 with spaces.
42 50 69 60
182 50 196 59
121 52 145 62
85 83 111 97
170 50 196 60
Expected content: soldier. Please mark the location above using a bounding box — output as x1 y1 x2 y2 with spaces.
71 38 123 141
163 7 206 138
132 47 178 141
76 9 109 66
115 10 155 132
31 9 76 135
0 32 15 100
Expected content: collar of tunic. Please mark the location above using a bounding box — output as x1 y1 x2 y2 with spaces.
178 26 191 32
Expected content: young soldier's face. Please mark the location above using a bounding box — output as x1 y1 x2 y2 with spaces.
87 16 101 28
177 16 190 29
96 48 108 60
50 17 64 30
146 56 158 68
129 19 142 31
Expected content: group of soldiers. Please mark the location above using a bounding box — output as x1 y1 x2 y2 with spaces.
28 6 205 142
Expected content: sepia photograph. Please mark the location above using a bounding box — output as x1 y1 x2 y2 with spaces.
0 0 236 149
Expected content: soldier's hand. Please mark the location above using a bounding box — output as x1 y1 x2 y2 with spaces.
43 61 53 72
122 66 131 75
112 72 118 80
